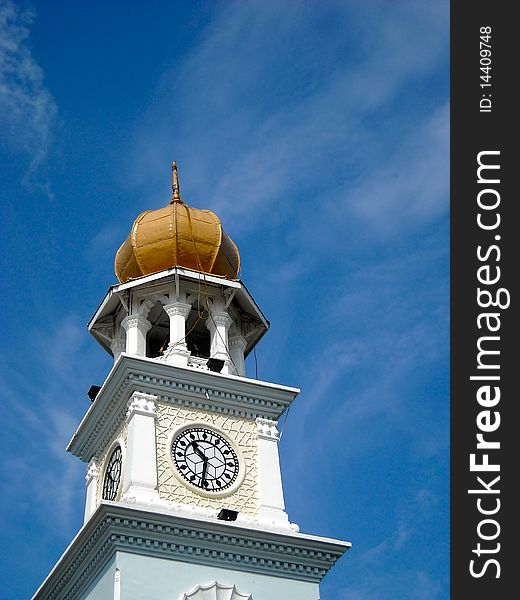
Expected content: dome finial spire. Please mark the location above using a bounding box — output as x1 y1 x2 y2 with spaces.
171 161 183 204
115 161 241 282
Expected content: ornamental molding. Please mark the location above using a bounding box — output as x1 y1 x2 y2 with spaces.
110 338 126 352
121 314 152 332
240 317 260 341
126 391 158 421
85 460 98 484
207 312 233 330
121 485 160 505
32 503 349 599
164 301 192 318
160 344 191 361
115 497 297 534
67 356 299 463
180 581 252 600
255 418 279 441
229 336 247 350
187 355 210 371
91 323 114 343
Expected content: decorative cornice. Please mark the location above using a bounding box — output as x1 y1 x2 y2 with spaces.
32 503 350 600
68 356 299 463
69 376 131 463
256 418 279 441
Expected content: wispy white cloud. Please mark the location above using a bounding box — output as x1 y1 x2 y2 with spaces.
347 102 449 234
333 569 443 600
325 499 444 599
295 239 447 403
0 0 57 193
122 1 448 238
296 324 443 463
0 315 100 531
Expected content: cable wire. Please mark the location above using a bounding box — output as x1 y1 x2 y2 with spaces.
253 347 259 380
278 403 291 441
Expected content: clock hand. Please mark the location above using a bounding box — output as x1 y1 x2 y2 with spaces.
191 441 207 461
201 459 208 485
191 441 209 484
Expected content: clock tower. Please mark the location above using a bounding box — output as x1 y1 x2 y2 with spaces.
33 164 350 600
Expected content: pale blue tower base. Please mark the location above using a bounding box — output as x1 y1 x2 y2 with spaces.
85 553 320 600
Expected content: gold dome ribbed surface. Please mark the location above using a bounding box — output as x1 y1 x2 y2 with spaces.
114 163 240 283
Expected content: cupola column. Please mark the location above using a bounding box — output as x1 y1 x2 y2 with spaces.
163 302 192 367
84 459 99 523
122 391 160 505
121 314 152 356
206 312 233 374
229 335 247 377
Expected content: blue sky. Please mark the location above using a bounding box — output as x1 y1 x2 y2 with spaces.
0 1 449 598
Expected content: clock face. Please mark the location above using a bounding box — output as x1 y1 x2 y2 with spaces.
102 446 122 501
172 427 239 492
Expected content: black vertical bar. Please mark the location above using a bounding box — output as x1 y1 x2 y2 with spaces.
451 2 517 597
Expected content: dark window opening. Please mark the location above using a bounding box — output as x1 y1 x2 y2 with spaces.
146 302 170 358
186 310 210 358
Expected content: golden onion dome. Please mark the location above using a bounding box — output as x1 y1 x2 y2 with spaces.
114 163 240 283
